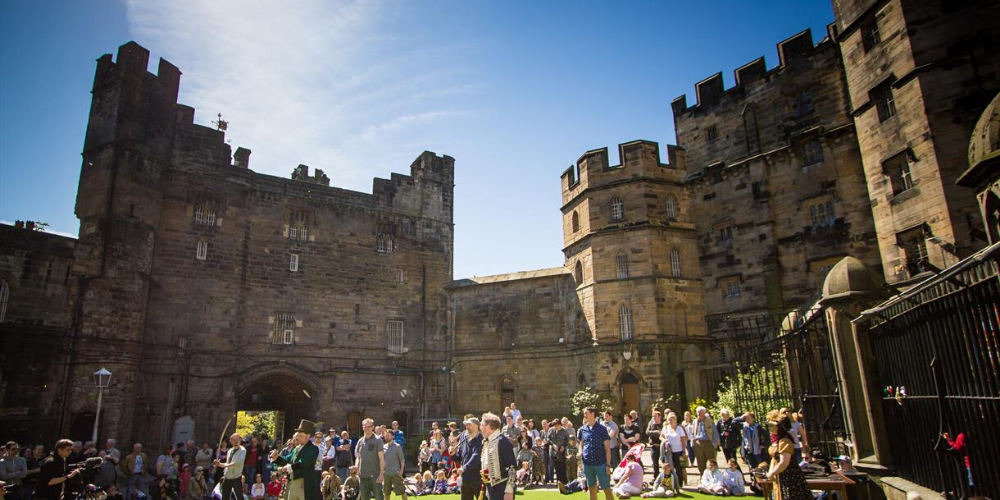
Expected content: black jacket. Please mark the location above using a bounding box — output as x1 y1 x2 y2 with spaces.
495 436 516 481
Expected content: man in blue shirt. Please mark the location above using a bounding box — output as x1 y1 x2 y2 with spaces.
390 421 405 446
576 408 614 500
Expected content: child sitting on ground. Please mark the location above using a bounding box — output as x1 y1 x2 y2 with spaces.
447 468 462 494
612 453 644 498
516 462 532 488
342 467 360 500
721 459 745 496
557 464 588 495
411 473 427 496
432 470 448 494
698 459 726 496
642 461 676 498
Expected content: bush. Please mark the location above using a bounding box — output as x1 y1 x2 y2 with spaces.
570 387 616 418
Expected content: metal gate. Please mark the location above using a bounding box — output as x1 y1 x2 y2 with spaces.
860 244 999 500
716 306 851 460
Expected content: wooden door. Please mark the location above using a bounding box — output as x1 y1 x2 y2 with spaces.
620 373 640 417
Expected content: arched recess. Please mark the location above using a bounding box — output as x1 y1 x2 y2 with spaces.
984 190 1000 243
499 375 516 408
673 302 689 337
617 370 642 417
237 365 321 442
574 261 584 285
571 211 580 232
680 345 704 406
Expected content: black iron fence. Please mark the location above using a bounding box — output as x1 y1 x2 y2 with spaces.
716 307 851 460
860 244 999 500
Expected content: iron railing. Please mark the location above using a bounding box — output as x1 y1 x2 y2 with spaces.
860 242 999 500
717 307 851 460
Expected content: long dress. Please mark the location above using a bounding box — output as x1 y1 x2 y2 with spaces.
768 438 811 500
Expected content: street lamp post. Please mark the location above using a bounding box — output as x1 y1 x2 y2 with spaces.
92 368 112 444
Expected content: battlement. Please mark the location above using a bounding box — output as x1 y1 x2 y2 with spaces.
671 27 834 116
561 140 687 201
93 41 181 102
291 164 331 186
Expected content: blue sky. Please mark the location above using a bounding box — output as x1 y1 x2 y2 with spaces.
0 0 835 278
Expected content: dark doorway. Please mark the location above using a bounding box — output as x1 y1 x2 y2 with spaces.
238 374 315 444
392 411 408 436
347 412 361 438
69 412 96 443
500 376 515 409
620 373 640 417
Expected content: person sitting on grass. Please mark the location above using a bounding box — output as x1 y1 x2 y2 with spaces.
642 461 676 498
721 459 745 496
558 466 588 495
446 468 461 494
342 467 360 500
611 454 643 498
698 459 725 496
411 473 426 496
431 470 447 495
516 462 532 489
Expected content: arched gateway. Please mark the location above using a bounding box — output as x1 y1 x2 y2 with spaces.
237 367 319 443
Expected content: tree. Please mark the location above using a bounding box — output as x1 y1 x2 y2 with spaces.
570 387 616 418
712 364 791 419
236 411 276 439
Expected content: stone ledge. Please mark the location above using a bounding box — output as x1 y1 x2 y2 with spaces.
877 476 944 500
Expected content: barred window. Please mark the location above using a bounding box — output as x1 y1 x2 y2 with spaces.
810 201 836 229
290 254 299 272
619 305 634 341
884 152 914 195
706 126 718 141
196 240 208 260
194 206 216 226
802 140 823 167
665 196 677 221
387 320 404 354
616 253 630 279
377 233 396 253
0 279 9 323
610 196 625 221
718 225 733 243
870 81 896 122
273 313 294 345
721 278 741 299
395 269 404 283
792 91 814 118
289 211 309 241
897 226 929 278
670 248 681 278
862 18 881 52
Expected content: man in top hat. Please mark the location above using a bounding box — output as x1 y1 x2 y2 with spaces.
270 420 320 500
479 413 516 500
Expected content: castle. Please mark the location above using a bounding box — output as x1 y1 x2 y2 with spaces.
1 0 998 450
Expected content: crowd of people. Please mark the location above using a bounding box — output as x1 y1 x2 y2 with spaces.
0 403 857 500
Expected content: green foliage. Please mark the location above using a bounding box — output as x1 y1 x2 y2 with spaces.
31 222 49 231
687 397 711 415
569 387 616 417
712 364 792 418
237 410 277 439
650 394 683 414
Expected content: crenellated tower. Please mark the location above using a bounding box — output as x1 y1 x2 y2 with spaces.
70 42 183 442
560 140 708 408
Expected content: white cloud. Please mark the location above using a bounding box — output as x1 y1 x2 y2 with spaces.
124 0 472 190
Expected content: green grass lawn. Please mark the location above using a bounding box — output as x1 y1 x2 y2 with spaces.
426 489 727 500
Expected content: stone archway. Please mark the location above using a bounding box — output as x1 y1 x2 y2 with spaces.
238 368 319 443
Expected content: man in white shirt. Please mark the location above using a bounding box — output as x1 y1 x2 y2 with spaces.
214 434 246 500
509 404 522 425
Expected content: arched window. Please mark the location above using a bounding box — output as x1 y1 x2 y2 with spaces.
665 195 677 220
619 305 634 341
610 196 625 221
574 261 584 284
0 279 8 323
500 376 516 408
571 211 580 233
670 248 681 278
577 373 588 388
616 253 630 279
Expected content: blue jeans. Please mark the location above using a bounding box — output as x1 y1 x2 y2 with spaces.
125 475 148 500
